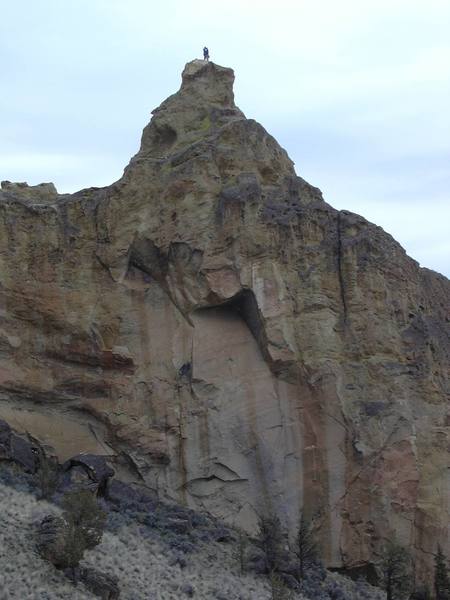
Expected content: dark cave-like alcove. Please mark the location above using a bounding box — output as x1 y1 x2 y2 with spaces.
193 289 269 364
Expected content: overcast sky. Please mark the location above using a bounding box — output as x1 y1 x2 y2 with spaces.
1 0 449 277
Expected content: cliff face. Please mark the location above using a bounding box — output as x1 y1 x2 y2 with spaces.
0 60 448 577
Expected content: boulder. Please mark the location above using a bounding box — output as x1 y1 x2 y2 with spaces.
60 454 114 496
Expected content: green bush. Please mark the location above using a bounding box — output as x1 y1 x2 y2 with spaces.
38 489 106 575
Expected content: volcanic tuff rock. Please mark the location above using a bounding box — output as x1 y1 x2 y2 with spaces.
0 59 449 578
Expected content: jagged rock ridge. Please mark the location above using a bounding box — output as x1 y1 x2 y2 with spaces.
0 59 449 581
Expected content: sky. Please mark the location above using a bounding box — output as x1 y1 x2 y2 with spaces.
1 0 449 277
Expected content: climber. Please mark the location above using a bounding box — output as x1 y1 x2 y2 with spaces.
203 46 210 61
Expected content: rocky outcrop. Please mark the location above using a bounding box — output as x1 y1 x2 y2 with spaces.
60 454 114 496
0 59 448 581
0 418 38 472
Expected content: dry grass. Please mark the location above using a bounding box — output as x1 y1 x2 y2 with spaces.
0 483 92 599
0 482 297 599
0 474 385 599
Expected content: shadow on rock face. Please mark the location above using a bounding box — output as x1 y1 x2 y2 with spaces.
0 419 39 473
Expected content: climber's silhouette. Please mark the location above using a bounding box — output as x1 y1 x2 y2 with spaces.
203 47 210 61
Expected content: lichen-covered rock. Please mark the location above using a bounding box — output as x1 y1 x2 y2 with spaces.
0 59 448 581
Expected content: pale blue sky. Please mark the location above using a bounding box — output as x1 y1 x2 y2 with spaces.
1 0 449 277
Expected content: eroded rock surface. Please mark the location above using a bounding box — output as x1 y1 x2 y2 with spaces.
0 59 449 579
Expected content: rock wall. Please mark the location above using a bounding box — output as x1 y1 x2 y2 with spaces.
0 60 448 579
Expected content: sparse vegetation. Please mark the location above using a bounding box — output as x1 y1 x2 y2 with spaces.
0 462 389 599
0 475 297 599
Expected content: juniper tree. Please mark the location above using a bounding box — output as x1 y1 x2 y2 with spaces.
257 513 285 574
38 489 106 581
292 511 317 581
381 541 412 600
434 545 450 600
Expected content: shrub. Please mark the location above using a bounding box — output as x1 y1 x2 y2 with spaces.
38 489 106 577
269 570 294 600
299 563 327 599
62 489 106 550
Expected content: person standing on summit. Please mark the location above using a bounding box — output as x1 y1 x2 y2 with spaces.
203 46 210 61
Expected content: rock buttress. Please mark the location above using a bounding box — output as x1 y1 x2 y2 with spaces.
0 59 449 583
